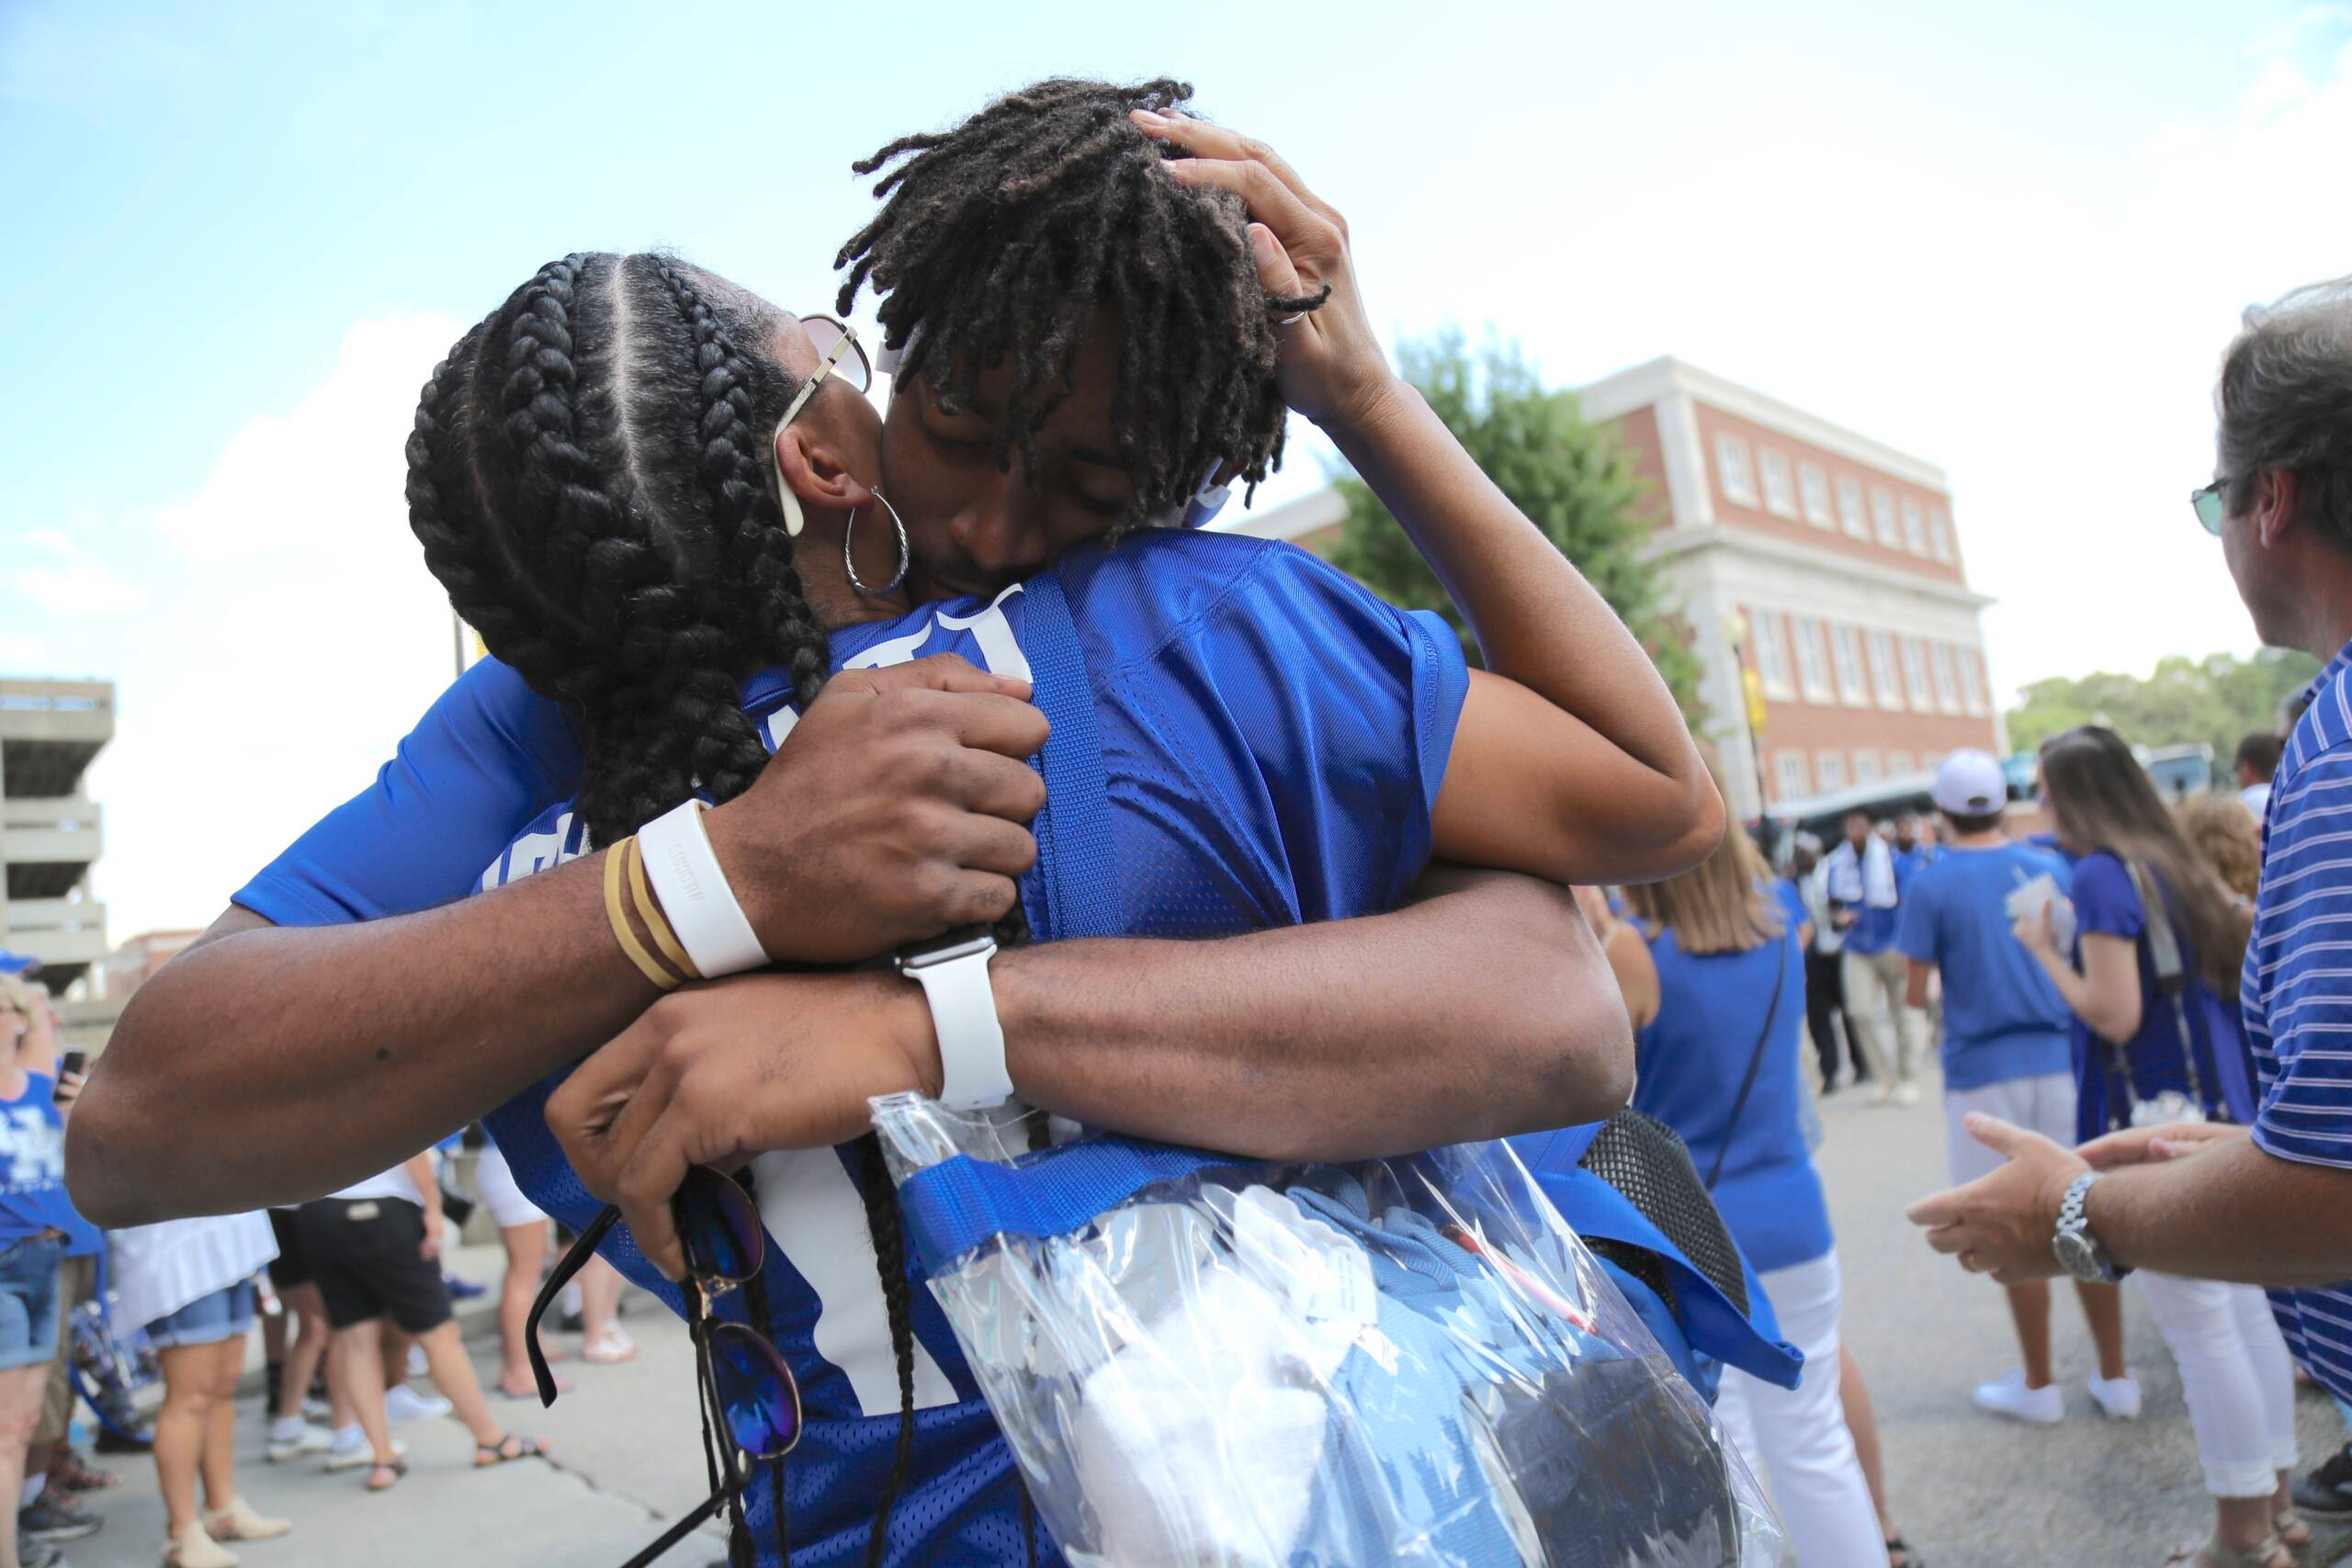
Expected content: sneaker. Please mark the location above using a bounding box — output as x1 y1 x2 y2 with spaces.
17 1536 64 1568
443 1273 488 1301
266 1421 334 1463
1894 1082 1923 1107
2088 1371 2143 1420
300 1395 332 1423
405 1344 429 1380
2294 1440 2352 1519
324 1435 407 1473
1972 1368 2064 1426
386 1384 453 1424
17 1496 100 1543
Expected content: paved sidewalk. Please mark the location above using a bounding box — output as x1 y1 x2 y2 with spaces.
1821 1076 2350 1567
55 1248 718 1567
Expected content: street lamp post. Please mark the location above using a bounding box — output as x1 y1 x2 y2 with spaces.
1724 610 1770 823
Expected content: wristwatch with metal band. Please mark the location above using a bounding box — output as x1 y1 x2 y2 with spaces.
2052 1171 2129 1284
895 925 1012 1111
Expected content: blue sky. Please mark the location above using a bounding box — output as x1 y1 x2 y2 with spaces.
6 0 2351 934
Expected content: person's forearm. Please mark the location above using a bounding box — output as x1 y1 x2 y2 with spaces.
405 1153 441 1223
70 852 660 1226
2089 1134 2352 1286
1334 381 1713 853
986 869 1633 1160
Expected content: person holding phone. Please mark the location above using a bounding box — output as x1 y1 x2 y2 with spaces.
21 1022 110 1555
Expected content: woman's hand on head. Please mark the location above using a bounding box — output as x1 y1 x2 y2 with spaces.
543 971 938 1280
1132 110 1398 434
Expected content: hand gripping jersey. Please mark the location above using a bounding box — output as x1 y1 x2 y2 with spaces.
237 530 1466 1566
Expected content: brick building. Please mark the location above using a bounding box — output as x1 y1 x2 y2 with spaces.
1219 357 2004 820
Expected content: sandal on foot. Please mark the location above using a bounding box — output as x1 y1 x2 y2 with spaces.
476 1433 549 1467
164 1521 240 1568
1887 1534 1924 1568
364 1460 407 1493
52 1451 120 1491
203 1496 291 1540
2274 1507 2311 1548
2161 1535 2290 1568
581 1329 637 1365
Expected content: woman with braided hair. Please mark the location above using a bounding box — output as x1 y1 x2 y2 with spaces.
84 81 1729 1565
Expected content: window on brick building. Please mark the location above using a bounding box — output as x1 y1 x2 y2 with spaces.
1837 476 1870 539
1760 449 1799 518
1959 648 1988 716
1901 637 1936 709
1901 498 1929 555
1816 752 1849 792
1750 609 1794 699
1829 624 1870 705
1777 751 1810 802
1854 750 1883 784
1887 750 1917 778
1799 463 1833 528
1715 434 1758 507
1871 487 1902 547
1866 629 1905 710
1791 615 1834 702
1928 507 1956 563
1929 642 1962 713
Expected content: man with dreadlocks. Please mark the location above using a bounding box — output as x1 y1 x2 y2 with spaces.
80 83 1726 1565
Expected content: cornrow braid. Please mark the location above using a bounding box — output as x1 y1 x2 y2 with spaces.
837 77 1321 529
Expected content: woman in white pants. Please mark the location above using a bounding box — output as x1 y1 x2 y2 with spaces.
470 1133 555 1400
1601 804 1887 1566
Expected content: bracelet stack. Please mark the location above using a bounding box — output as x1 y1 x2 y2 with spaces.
603 835 703 991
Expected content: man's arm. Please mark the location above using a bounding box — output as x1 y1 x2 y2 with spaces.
1905 959 1935 1012
71 657 1052 1227
1906 1114 2352 1288
548 868 1634 1278
405 1152 444 1261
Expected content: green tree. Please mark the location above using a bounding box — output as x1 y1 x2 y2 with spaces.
1325 333 1704 716
2005 648 2321 773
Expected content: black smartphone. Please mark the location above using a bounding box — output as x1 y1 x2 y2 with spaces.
53 1051 87 1102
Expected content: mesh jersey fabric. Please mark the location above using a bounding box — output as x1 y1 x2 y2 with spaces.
237 529 1468 1566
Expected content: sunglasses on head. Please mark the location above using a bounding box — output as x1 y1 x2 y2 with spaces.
527 1166 799 1568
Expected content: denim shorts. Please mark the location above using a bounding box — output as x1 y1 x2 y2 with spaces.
0 1235 64 1370
145 1277 259 1351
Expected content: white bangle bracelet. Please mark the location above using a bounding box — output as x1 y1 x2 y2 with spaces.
636 800 771 978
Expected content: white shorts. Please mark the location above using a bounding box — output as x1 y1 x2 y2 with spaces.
472 1142 548 1230
1944 1072 2077 1187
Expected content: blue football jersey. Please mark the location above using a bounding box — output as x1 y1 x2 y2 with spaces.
236 530 1468 1566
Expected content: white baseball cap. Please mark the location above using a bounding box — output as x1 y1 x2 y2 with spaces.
1931 749 2008 816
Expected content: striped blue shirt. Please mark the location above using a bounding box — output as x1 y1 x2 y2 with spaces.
2243 638 2352 1402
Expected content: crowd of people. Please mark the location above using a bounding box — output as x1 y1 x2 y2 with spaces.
21 70 2352 1568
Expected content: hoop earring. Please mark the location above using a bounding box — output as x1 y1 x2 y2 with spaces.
844 486 910 598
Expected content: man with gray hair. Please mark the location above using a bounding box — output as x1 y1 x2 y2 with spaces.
1909 276 2352 1566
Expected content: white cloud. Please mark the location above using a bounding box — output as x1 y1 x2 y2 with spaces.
74 313 464 937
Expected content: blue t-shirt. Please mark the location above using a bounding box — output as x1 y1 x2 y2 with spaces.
0 1074 81 1248
2067 851 2258 1141
1629 925 1830 1275
1893 843 1937 897
1895 843 2075 1091
236 530 1468 1568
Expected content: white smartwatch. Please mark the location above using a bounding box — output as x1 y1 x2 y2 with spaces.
896 926 1012 1111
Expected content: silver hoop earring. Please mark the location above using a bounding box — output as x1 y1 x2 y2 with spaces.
845 485 910 597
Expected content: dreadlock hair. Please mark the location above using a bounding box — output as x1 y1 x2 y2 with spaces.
836 77 1325 529
406 252 980 1562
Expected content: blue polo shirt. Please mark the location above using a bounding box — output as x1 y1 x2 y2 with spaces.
2240 640 2352 1404
1895 843 2074 1091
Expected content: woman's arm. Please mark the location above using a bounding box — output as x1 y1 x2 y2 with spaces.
1142 114 1722 885
548 867 1635 1278
2017 912 2144 1043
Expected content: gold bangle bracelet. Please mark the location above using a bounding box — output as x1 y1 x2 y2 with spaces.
626 836 703 983
604 837 683 991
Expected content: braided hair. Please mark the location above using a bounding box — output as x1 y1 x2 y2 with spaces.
406 252 956 1562
837 77 1326 527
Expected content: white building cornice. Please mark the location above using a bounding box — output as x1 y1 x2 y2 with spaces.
1643 524 1996 611
1579 356 1949 494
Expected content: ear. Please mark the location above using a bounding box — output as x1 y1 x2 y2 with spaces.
772 422 873 536
2256 467 2301 549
